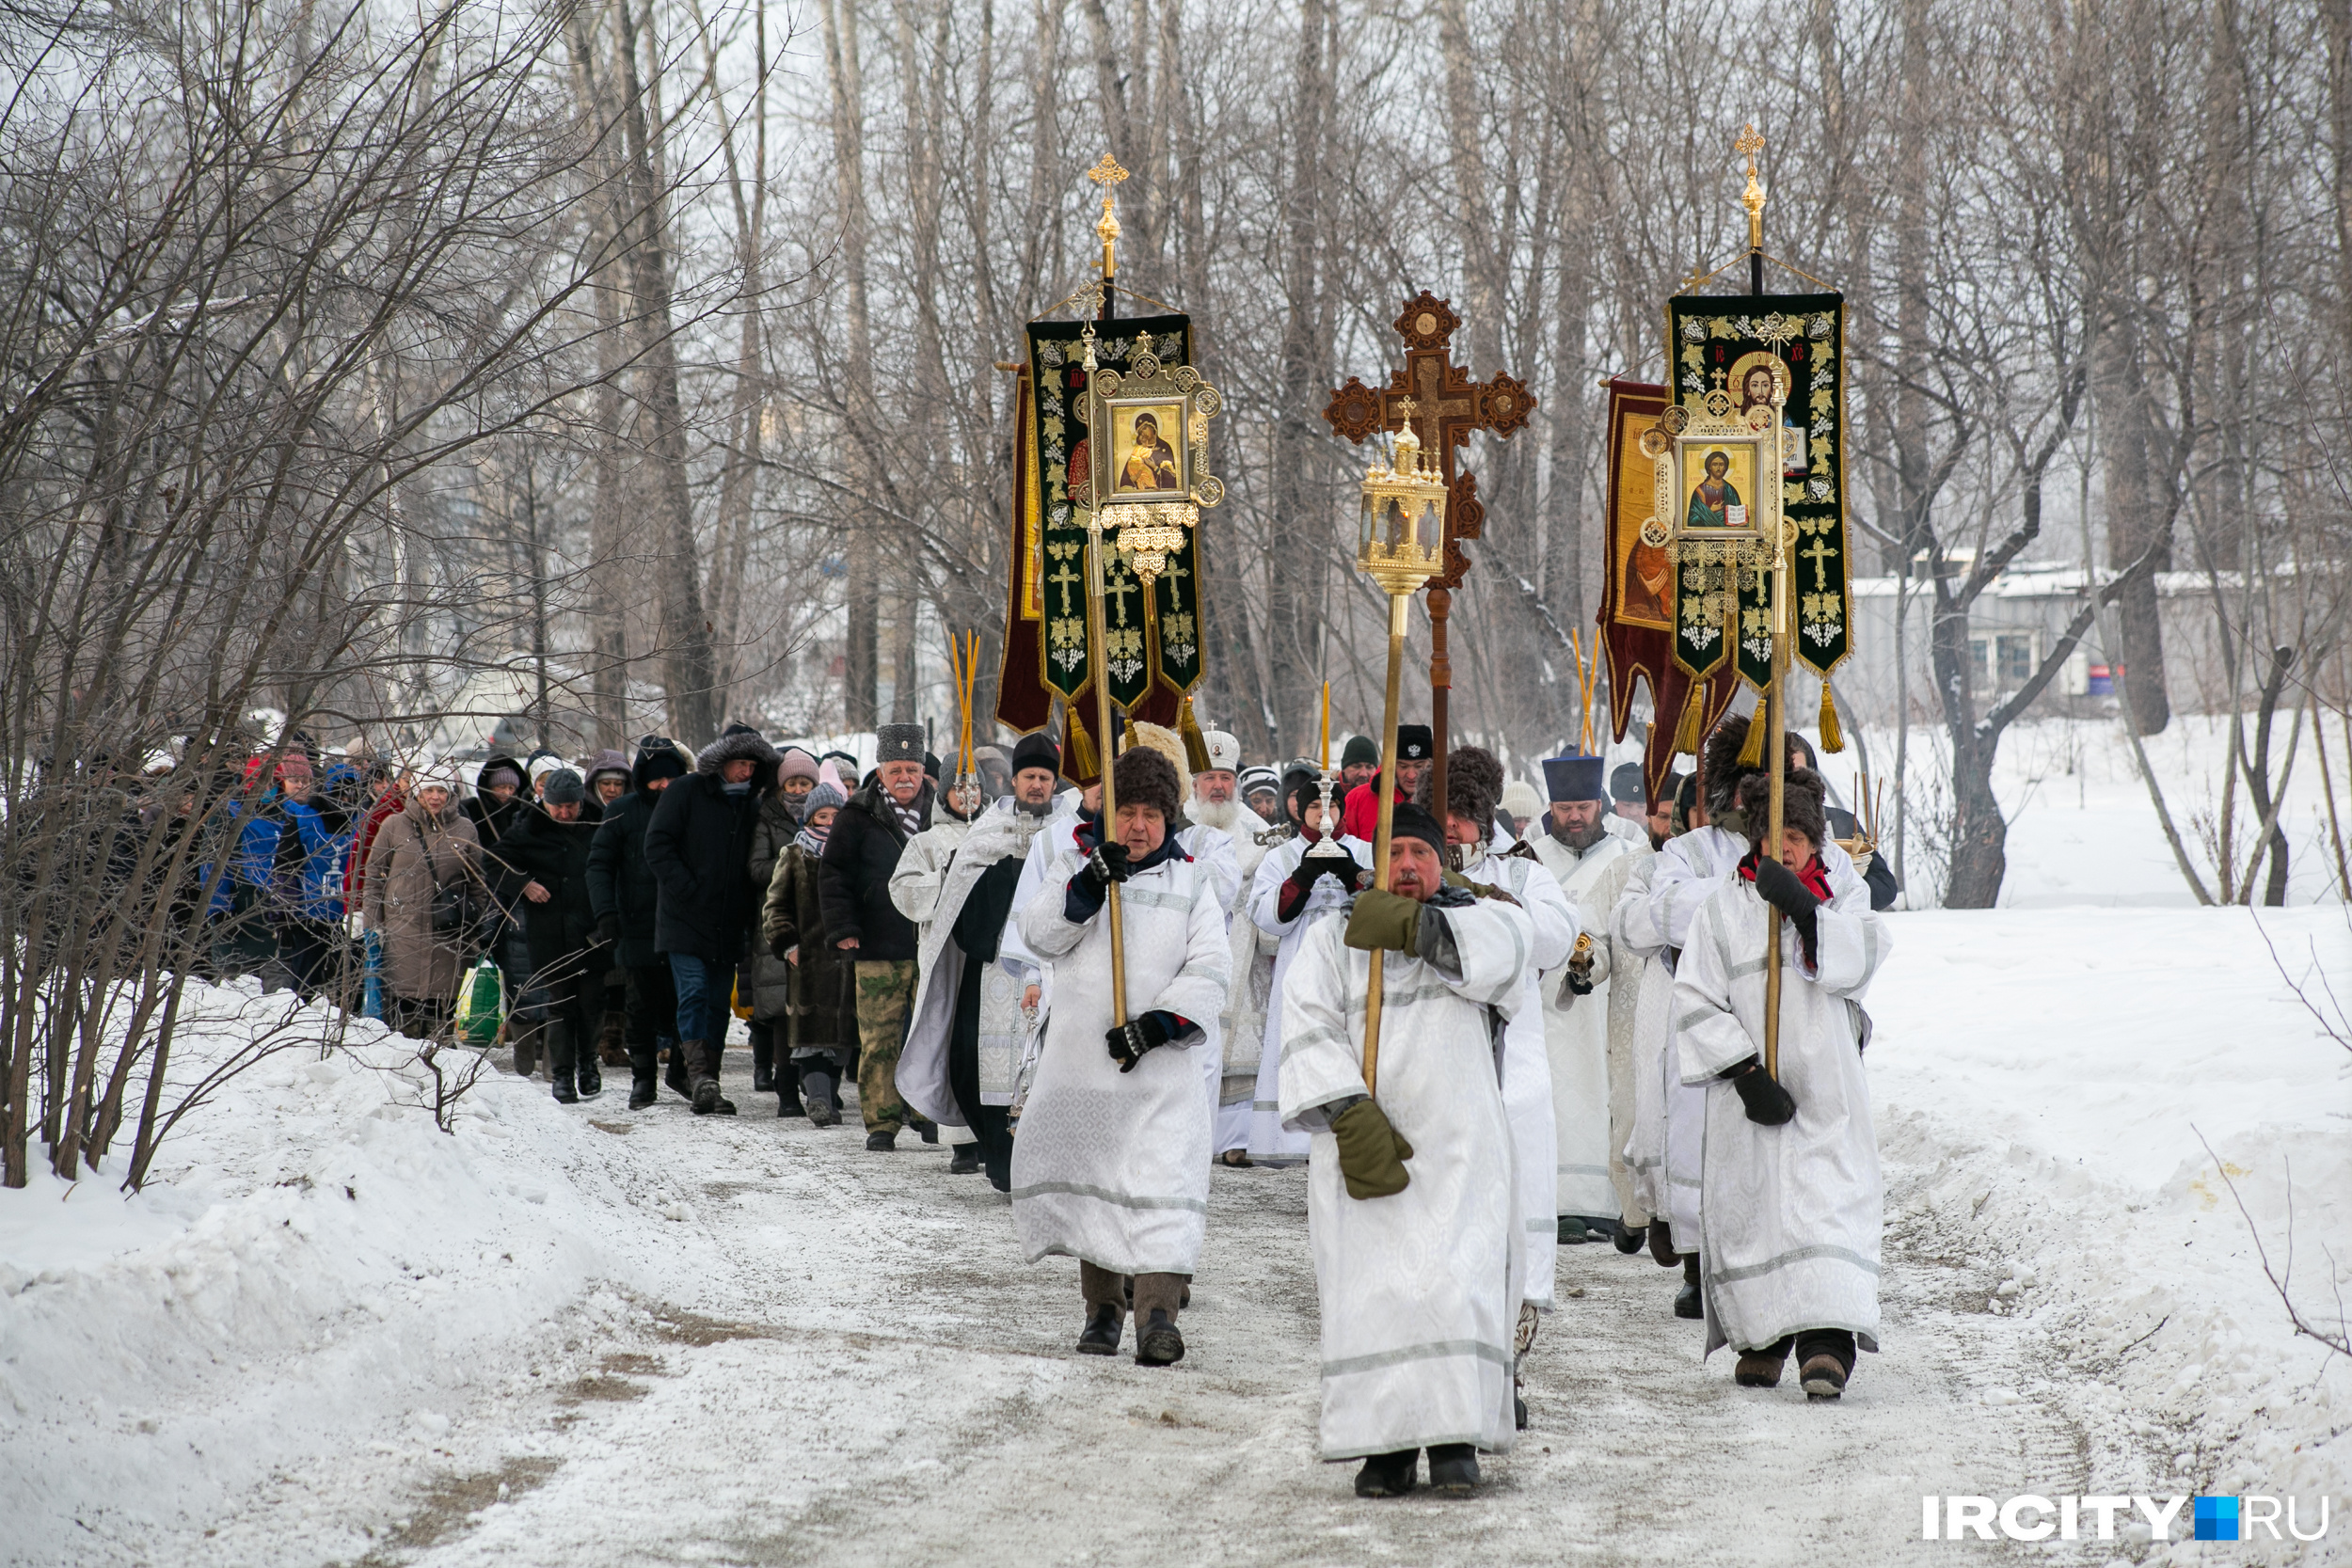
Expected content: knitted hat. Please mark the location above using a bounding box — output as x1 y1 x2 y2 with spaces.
1541 754 1608 803
526 752 563 784
1388 801 1447 852
875 723 926 765
803 762 849 818
477 760 523 793
542 768 586 805
1111 744 1183 824
1341 734 1380 769
1009 732 1062 778
1238 764 1280 800
1501 779 1542 825
1738 766 1829 850
777 746 820 784
1200 730 1241 773
1127 722 1193 805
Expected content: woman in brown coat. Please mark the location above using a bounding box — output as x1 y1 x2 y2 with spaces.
761 774 859 1125
362 771 485 1039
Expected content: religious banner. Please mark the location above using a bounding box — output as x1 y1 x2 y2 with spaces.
1597 377 1740 801
1663 293 1851 690
996 311 1193 731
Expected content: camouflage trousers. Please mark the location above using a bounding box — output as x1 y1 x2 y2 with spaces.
853 959 921 1132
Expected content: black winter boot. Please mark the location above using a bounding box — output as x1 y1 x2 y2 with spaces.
1615 1222 1649 1256
512 1026 539 1080
1675 1253 1704 1320
775 1071 804 1117
1426 1444 1481 1494
1135 1308 1184 1366
1075 1303 1123 1355
751 1032 776 1094
551 1065 579 1104
627 1045 659 1110
803 1067 842 1127
576 1053 602 1100
663 1040 691 1101
948 1142 981 1174
1354 1449 1418 1498
689 1039 736 1116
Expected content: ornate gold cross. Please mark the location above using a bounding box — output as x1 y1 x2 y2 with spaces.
1089 154 1129 278
1736 124 1767 251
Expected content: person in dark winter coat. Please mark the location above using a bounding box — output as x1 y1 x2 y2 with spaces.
644 723 782 1116
492 770 610 1103
586 736 693 1108
463 753 538 1066
818 723 936 1149
578 748 635 1060
744 745 822 1109
763 768 858 1125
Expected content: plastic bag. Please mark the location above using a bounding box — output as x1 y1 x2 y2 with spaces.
453 958 503 1046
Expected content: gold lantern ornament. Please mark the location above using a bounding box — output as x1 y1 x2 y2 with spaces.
1348 405 1448 1099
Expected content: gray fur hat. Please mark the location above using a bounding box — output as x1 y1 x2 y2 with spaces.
1418 743 1504 832
876 723 926 765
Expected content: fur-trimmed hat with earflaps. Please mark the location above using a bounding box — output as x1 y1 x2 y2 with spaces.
1417 743 1504 834
1737 766 1830 851
1111 744 1183 825
1700 710 1804 829
1125 721 1194 806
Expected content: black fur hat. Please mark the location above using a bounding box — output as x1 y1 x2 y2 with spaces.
1418 743 1504 832
1112 744 1183 825
1701 711 1805 823
1737 766 1830 851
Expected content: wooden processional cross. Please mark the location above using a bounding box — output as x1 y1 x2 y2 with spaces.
1324 292 1536 813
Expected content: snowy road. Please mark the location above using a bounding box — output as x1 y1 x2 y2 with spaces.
164 1057 2121 1568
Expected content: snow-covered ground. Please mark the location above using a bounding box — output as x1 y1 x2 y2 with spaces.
4 710 2348 1565
5 900 2345 1566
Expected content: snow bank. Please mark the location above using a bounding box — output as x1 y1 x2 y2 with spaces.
1870 906 2352 1543
0 980 666 1565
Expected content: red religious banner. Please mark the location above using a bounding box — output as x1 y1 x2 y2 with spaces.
1597 376 1739 804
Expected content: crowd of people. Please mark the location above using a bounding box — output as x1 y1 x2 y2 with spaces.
152 704 1899 1501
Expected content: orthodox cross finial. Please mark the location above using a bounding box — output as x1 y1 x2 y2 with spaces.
1736 123 1767 253
1089 154 1129 280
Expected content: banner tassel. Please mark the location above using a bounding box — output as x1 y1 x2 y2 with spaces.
1177 695 1212 773
1819 683 1846 753
1673 681 1707 755
1063 704 1100 783
1737 707 1768 768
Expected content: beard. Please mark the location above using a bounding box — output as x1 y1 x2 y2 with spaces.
1014 792 1055 818
1190 795 1239 832
1551 814 1611 852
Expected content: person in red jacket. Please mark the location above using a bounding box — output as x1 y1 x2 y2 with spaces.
1337 724 1436 844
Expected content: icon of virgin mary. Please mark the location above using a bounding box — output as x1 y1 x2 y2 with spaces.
1119 412 1180 492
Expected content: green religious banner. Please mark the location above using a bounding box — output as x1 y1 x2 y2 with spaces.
1664 293 1850 690
1024 312 1198 712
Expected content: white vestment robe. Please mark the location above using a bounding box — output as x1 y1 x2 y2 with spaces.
1188 806 1277 1155
1009 846 1232 1275
1528 830 1649 1222
1243 833 1368 1164
895 800 1050 1127
1675 869 1889 1356
1454 841 1578 1307
1278 895 1534 1460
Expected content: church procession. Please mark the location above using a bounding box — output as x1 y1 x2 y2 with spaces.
781 142 1900 1500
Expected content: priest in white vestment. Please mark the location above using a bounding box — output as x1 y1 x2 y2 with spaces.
1674 767 1888 1399
1009 746 1230 1366
1278 801 1534 1498
1247 773 1368 1164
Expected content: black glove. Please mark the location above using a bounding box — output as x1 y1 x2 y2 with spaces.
1751 856 1820 918
1751 857 1821 967
1105 1009 1181 1071
1077 840 1132 895
596 912 621 948
1309 845 1362 887
1729 1059 1797 1126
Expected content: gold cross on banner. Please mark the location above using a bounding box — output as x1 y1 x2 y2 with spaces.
1047 559 1083 616
1802 533 1840 592
1104 570 1139 626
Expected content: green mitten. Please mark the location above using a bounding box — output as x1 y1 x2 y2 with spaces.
1343 889 1422 954
1331 1099 1415 1199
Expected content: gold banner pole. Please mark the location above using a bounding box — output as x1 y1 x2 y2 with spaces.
1083 511 1127 1027
1361 591 1409 1099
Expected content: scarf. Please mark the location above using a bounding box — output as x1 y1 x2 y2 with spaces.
1738 847 1834 901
